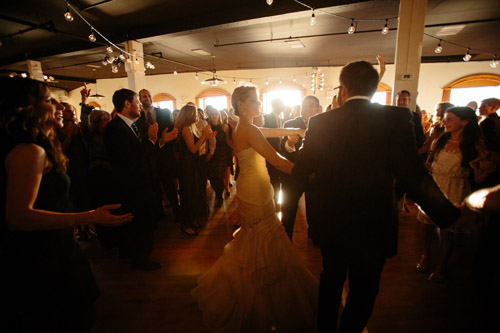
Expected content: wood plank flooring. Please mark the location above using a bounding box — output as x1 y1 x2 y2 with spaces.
81 182 481 332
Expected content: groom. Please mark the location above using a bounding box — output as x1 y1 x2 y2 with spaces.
292 61 461 332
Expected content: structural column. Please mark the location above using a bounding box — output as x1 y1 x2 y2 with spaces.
124 40 146 92
26 60 44 81
392 0 428 109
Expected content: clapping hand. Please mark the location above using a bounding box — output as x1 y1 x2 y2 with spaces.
203 124 217 138
160 127 178 145
148 122 159 142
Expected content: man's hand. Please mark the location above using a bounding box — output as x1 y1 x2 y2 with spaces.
159 127 178 146
148 122 159 143
80 83 91 104
287 134 299 147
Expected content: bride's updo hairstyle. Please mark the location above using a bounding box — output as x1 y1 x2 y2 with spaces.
231 85 257 116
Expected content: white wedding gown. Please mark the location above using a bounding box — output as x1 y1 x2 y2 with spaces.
191 147 318 332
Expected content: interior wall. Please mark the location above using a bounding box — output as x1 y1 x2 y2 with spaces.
65 62 499 117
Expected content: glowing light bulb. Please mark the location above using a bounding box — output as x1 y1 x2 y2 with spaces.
463 49 471 62
174 68 178 75
266 0 273 5
64 8 73 22
195 72 199 80
310 11 316 26
348 20 356 34
491 57 498 68
89 31 96 42
434 41 442 54
381 20 389 35
266 78 269 85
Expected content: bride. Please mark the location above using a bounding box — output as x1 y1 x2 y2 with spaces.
191 86 318 332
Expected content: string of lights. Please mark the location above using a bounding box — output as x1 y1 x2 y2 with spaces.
59 0 499 87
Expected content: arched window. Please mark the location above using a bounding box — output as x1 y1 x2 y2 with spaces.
261 82 307 114
153 93 177 110
88 101 101 110
196 88 230 110
442 74 500 106
372 82 392 105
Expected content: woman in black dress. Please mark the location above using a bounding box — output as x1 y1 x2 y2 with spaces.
206 106 232 207
174 104 215 235
0 76 132 332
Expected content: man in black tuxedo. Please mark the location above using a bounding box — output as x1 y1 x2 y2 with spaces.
103 88 177 271
139 89 180 220
293 61 461 332
280 95 321 240
264 98 285 206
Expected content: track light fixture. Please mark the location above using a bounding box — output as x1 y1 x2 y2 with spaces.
491 55 498 68
348 19 356 34
195 72 199 80
174 68 178 75
381 19 389 34
106 46 113 54
463 48 471 61
434 40 442 53
266 0 273 5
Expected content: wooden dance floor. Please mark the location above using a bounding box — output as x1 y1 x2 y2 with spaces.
82 183 481 332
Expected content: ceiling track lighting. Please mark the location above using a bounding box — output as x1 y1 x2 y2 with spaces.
348 19 356 34
195 72 199 80
266 0 273 5
265 78 269 85
381 19 389 35
202 74 226 87
101 54 109 66
491 55 498 68
310 10 316 26
434 40 442 53
463 48 471 62
174 68 178 75
64 6 73 22
88 30 96 42
106 45 113 54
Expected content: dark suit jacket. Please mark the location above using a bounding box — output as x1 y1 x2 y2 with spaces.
281 116 306 163
293 99 460 258
141 107 177 174
480 113 500 152
263 112 281 151
103 115 156 196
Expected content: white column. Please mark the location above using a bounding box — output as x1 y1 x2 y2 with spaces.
26 60 44 81
124 40 146 92
392 0 428 109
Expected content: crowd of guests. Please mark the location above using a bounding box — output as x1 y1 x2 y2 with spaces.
1 69 499 331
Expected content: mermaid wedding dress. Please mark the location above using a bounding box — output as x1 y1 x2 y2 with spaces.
191 147 318 332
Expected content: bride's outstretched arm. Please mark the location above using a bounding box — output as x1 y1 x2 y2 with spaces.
258 127 305 138
247 125 294 174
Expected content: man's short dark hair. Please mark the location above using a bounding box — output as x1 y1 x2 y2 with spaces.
113 88 136 113
339 61 379 97
398 90 411 96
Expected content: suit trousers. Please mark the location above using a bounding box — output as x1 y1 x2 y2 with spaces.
319 245 386 333
280 175 303 240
